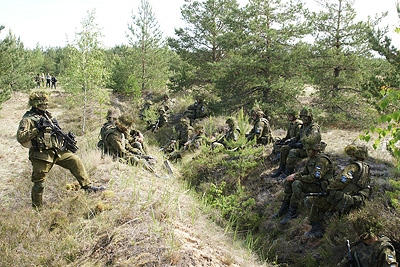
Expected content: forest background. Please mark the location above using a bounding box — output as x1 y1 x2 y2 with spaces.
1 0 400 266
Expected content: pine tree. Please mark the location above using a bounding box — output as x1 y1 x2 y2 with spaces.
127 0 170 97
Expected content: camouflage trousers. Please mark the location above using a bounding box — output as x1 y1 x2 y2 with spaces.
283 180 324 207
280 145 307 169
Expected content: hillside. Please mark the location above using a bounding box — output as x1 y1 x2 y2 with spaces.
0 91 269 267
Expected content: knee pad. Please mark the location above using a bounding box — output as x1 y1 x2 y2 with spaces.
33 182 45 193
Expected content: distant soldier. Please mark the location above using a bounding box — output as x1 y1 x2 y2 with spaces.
246 110 274 145
140 100 153 120
17 92 105 208
270 108 302 163
98 108 120 154
157 93 172 128
304 144 372 238
273 135 333 226
271 106 321 179
212 117 240 149
167 124 205 161
184 97 210 125
162 117 194 153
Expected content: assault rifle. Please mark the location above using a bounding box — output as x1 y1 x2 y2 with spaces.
347 240 355 267
39 112 79 153
303 192 328 197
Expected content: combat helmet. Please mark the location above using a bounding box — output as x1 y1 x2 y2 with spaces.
117 114 133 129
29 91 49 107
344 145 368 160
106 108 120 122
303 134 325 151
299 106 313 121
226 117 235 127
287 108 298 118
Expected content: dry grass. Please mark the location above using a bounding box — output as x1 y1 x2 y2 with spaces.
0 91 270 267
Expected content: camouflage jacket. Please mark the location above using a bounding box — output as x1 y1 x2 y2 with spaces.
17 109 63 162
339 236 398 267
296 153 334 185
282 119 303 142
297 121 321 144
247 118 274 145
104 127 128 158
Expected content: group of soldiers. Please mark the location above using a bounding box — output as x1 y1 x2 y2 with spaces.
17 91 397 266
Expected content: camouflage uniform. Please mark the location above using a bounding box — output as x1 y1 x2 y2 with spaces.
274 136 333 227
184 99 210 124
246 110 274 145
167 124 204 161
272 109 302 154
17 92 99 208
163 118 194 153
157 94 172 128
274 107 320 178
212 117 240 149
338 236 398 267
310 145 371 223
98 108 120 154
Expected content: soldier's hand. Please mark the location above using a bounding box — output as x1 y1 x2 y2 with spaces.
286 174 296 182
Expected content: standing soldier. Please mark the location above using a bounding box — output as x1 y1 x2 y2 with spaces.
271 106 321 179
270 108 302 163
246 110 274 145
272 135 334 226
17 92 105 208
304 144 372 238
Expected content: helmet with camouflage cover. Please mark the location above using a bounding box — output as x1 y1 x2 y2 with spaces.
117 114 133 129
29 91 49 107
303 134 325 151
226 117 236 127
106 108 120 122
299 106 313 121
287 108 298 118
344 145 368 160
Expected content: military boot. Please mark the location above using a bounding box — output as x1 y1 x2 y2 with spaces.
83 185 106 193
279 205 298 224
304 221 324 238
31 182 44 209
272 200 289 219
271 163 285 178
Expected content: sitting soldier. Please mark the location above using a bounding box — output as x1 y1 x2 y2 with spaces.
304 144 372 239
162 117 194 154
184 96 210 125
98 108 120 155
104 114 155 171
271 108 302 162
271 106 321 180
212 117 240 149
246 109 274 145
167 124 205 161
272 135 333 227
338 220 398 267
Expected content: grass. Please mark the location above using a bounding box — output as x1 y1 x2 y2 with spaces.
0 90 269 267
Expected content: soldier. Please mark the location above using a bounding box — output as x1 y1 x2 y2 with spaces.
272 135 334 226
304 144 372 238
338 226 398 266
167 124 205 161
271 106 321 179
246 110 274 145
212 117 240 149
162 117 194 154
17 92 105 208
103 114 155 170
157 93 172 128
270 108 303 162
184 96 210 125
98 108 120 154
